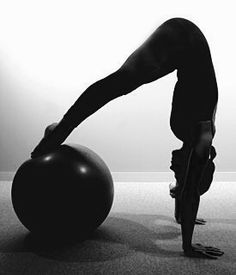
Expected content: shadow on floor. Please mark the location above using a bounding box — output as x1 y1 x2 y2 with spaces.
0 213 183 262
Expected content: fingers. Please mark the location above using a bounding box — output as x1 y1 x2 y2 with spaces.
205 246 223 252
184 243 224 259
194 243 224 255
184 249 218 259
200 251 218 259
196 248 223 257
195 218 207 225
176 218 207 225
184 249 216 259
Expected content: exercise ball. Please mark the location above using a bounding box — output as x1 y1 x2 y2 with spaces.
11 144 114 241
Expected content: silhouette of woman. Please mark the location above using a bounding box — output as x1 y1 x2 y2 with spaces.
31 18 223 259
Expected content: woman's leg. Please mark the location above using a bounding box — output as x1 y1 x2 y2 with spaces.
62 19 189 128
31 18 183 158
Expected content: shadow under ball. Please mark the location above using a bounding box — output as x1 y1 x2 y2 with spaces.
11 144 114 241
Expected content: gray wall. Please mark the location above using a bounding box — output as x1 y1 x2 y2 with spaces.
0 1 235 173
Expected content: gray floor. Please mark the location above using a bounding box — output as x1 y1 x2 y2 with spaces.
0 181 235 275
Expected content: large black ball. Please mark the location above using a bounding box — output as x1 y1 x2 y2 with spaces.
11 144 114 241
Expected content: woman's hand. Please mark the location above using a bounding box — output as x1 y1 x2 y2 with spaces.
31 120 74 158
184 243 224 259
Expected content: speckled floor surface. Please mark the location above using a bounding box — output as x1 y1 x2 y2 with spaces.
0 181 235 274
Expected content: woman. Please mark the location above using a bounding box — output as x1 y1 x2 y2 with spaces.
31 18 223 259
